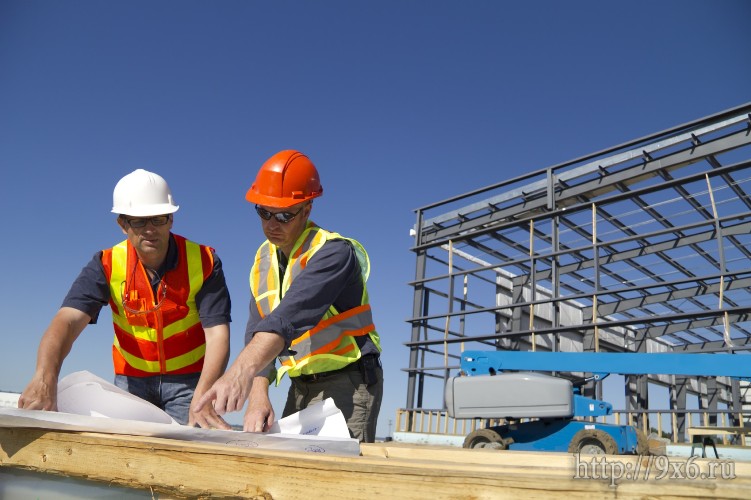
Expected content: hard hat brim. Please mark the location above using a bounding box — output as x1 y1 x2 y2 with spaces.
245 190 321 208
112 203 180 217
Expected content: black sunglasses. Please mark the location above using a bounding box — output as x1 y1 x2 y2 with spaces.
255 205 305 224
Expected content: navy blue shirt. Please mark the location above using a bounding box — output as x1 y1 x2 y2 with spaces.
62 234 232 328
245 238 378 376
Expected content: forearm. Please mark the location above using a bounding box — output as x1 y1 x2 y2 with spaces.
194 324 230 395
232 331 285 380
20 307 89 410
249 375 270 401
34 307 90 380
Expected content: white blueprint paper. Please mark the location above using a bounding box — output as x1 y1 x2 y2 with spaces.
0 371 359 456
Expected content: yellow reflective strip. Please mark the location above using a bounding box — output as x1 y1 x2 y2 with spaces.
249 246 261 293
185 241 203 303
250 243 280 315
109 241 128 316
351 239 371 281
256 290 276 302
162 312 201 337
285 227 329 290
287 223 315 259
112 315 201 340
277 351 361 384
275 364 292 385
165 344 206 371
112 310 200 339
257 243 272 293
250 267 260 296
112 320 158 341
265 248 277 303
112 313 130 331
115 345 161 372
369 329 382 351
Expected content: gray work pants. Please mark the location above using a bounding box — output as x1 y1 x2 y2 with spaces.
284 364 383 443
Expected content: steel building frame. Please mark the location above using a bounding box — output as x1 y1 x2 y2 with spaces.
406 103 751 434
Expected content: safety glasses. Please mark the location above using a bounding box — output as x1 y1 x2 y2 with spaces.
120 276 168 327
125 215 171 228
121 280 168 314
255 205 304 224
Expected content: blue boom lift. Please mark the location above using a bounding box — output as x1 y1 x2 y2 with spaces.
444 351 749 454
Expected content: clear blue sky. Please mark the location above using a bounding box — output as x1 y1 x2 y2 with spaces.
1 1 748 439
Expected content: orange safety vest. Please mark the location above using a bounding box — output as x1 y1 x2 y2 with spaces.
249 222 381 384
102 234 213 377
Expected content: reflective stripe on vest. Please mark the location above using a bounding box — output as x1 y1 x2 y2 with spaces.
249 222 380 383
104 234 210 376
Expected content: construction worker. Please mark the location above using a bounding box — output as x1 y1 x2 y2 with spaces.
18 169 232 428
196 150 383 442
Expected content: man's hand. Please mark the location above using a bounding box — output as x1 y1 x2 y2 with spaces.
195 331 284 415
189 390 232 429
189 323 231 429
194 362 254 415
18 376 58 411
243 376 274 433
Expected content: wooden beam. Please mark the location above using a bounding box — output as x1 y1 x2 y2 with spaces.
1 428 750 499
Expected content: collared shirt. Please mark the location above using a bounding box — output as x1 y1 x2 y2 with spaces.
62 234 232 328
245 238 378 377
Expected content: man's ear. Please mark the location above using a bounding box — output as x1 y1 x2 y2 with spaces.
116 216 128 234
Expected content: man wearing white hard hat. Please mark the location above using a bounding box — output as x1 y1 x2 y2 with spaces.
19 169 232 428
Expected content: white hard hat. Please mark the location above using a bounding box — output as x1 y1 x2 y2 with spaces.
112 169 179 216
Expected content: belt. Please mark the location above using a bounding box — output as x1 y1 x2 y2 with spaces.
295 354 380 383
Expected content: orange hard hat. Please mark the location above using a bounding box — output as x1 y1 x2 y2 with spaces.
245 150 323 208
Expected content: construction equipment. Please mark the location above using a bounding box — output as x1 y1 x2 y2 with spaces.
445 350 749 454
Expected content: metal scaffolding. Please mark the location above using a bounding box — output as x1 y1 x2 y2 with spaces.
406 102 751 435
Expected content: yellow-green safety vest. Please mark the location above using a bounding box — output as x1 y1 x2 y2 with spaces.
249 222 381 384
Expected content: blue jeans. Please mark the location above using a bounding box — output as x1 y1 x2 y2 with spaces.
114 373 200 425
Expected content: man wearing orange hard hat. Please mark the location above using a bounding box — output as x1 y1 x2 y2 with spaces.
197 150 383 442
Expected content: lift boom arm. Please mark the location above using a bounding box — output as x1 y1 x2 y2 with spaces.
461 350 750 379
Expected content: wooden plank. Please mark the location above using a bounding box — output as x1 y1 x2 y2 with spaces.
361 442 579 471
688 426 750 437
363 441 751 475
2 428 751 499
